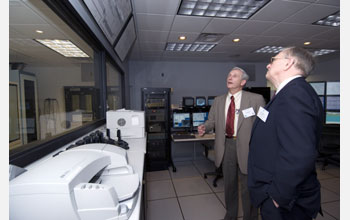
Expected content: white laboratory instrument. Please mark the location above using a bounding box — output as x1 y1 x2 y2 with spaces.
106 109 145 139
9 143 140 220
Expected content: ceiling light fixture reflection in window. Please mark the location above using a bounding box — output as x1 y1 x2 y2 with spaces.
35 39 89 58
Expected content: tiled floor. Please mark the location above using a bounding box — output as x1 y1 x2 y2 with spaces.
145 159 340 220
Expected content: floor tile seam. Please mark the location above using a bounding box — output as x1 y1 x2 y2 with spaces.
177 192 217 199
146 195 178 202
146 178 172 183
321 209 338 220
169 169 186 220
320 187 340 195
171 175 207 181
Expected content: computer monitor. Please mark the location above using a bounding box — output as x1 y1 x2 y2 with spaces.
173 112 191 128
183 97 194 107
325 111 340 124
196 96 206 107
192 112 209 128
326 96 340 111
207 96 215 106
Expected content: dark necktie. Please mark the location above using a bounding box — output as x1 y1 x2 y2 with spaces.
226 96 235 137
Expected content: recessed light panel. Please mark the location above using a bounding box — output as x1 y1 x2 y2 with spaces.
165 43 216 52
178 0 270 19
35 39 89 58
254 46 284 54
312 49 337 56
313 11 340 27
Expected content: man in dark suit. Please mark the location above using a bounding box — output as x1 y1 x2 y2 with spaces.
198 67 265 220
248 47 324 220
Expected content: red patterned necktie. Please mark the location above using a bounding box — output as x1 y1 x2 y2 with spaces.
226 96 235 137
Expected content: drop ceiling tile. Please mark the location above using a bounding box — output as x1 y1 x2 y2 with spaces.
139 42 166 51
311 28 340 40
250 0 310 22
244 36 282 46
233 20 277 35
136 13 175 31
219 34 255 45
284 4 339 24
262 22 330 38
272 37 307 47
138 30 169 43
202 18 245 34
316 0 340 6
9 4 47 25
171 15 212 32
132 0 181 15
10 24 66 39
167 32 200 43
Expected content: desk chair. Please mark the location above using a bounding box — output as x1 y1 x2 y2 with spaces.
317 131 340 170
202 143 223 187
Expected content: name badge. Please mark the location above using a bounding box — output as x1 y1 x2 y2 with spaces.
242 107 255 118
257 107 269 122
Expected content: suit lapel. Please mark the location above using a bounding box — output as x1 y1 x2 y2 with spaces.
237 91 248 132
218 94 227 131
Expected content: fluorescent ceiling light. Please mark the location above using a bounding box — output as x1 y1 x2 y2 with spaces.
313 11 340 27
35 39 89 58
178 0 270 19
254 46 284 54
312 49 337 56
165 43 216 52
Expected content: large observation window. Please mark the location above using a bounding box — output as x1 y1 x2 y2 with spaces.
9 1 101 153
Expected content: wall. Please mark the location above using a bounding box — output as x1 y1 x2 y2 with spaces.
307 58 340 82
129 61 268 110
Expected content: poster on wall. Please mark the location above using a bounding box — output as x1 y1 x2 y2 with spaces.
83 0 132 46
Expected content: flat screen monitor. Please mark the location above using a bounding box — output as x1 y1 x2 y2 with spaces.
207 96 215 106
326 96 340 110
325 111 340 124
173 112 191 128
192 112 208 127
196 97 206 107
310 82 325 95
183 97 194 107
326 82 340 95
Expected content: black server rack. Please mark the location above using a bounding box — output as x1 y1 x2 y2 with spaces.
141 87 175 172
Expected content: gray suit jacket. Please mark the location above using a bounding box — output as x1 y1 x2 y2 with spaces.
204 90 265 174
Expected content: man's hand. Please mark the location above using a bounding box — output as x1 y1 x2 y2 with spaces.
197 124 206 136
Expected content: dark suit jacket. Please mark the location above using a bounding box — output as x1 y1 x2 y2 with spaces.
248 77 324 218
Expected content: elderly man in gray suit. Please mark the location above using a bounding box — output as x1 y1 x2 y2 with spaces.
198 67 265 220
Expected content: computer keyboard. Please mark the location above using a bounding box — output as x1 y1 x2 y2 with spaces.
172 133 196 139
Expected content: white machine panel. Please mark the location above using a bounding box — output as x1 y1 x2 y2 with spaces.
10 143 140 220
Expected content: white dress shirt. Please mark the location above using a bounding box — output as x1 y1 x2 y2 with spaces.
225 90 242 137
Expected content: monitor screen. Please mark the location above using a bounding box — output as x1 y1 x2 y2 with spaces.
192 112 208 127
183 97 194 107
326 96 340 110
325 111 340 124
310 82 325 95
208 96 215 106
173 112 191 128
326 82 340 95
196 97 206 106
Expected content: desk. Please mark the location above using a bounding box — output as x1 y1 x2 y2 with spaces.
171 133 215 170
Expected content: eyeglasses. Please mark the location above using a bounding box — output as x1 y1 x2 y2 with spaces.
270 56 289 64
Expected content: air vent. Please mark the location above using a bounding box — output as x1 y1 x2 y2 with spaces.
195 33 225 43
